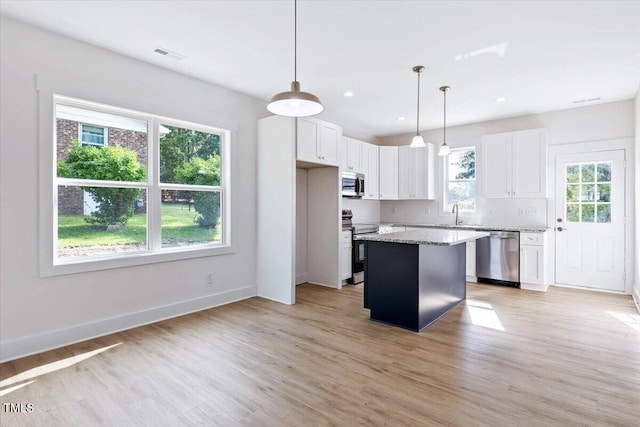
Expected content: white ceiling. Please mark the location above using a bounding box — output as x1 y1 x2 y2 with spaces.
2 1 639 137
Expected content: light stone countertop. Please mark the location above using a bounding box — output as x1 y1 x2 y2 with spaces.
396 223 549 233
355 228 489 246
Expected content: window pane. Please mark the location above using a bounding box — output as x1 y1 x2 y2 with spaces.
566 204 580 222
160 125 221 185
597 204 611 223
566 165 580 183
566 184 579 202
597 184 610 202
447 182 475 212
81 124 105 145
56 104 148 182
581 164 595 182
597 163 611 182
580 184 595 202
581 203 595 222
57 186 147 259
161 190 222 247
448 149 475 180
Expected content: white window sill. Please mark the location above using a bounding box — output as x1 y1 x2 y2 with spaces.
41 244 234 277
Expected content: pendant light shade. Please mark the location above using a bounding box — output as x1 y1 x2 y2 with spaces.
409 65 426 148
437 86 451 156
268 81 324 117
267 0 323 117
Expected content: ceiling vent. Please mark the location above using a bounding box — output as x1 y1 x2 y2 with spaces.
573 97 601 104
153 46 184 61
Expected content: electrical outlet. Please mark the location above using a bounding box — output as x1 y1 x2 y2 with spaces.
518 208 525 216
488 209 494 216
425 207 431 215
391 207 397 215
206 272 213 285
526 207 538 216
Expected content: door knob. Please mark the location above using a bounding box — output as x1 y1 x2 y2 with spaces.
557 227 565 232
557 218 563 223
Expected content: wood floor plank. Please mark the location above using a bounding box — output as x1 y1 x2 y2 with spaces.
1 283 638 426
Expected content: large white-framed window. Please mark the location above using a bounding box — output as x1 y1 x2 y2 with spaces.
443 146 476 212
51 95 231 274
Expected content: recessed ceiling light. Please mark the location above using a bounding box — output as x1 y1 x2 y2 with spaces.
343 91 354 97
396 116 406 121
495 97 507 102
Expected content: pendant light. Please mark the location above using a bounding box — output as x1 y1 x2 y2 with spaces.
437 86 451 156
409 65 426 148
267 0 324 117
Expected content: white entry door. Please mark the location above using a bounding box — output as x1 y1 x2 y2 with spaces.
555 150 625 291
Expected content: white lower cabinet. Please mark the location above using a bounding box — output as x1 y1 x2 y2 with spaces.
465 241 476 281
341 230 352 281
520 232 547 291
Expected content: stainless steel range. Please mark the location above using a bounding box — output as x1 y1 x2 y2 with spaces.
351 223 379 284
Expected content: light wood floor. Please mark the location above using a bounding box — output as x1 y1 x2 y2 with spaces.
1 283 639 426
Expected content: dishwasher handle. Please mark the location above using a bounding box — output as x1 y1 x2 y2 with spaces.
487 231 519 240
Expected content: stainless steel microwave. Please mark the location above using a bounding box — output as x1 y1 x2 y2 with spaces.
342 172 364 198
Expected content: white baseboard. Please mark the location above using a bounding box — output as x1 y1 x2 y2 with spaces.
466 275 477 283
633 286 640 315
307 281 340 289
295 273 308 285
520 282 549 292
0 285 256 363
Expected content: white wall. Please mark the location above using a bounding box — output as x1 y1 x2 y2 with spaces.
296 169 308 285
635 88 640 310
0 17 264 361
378 100 635 227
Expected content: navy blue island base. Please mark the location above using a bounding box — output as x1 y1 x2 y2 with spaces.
364 240 467 332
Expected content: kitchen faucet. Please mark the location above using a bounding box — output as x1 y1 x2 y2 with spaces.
451 204 461 225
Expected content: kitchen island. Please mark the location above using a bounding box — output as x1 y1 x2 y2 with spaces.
357 229 489 331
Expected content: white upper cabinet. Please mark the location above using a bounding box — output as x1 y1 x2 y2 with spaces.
482 128 546 198
341 136 362 173
397 144 435 200
297 117 341 166
378 146 398 200
362 142 379 200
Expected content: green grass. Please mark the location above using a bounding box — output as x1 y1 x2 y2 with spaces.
58 203 220 248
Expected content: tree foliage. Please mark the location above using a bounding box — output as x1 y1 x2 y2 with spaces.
160 126 220 184
175 155 221 228
57 140 146 226
455 149 475 180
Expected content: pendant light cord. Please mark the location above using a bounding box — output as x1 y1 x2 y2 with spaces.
416 71 421 135
443 88 447 143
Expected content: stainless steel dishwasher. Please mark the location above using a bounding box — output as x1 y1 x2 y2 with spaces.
476 231 520 287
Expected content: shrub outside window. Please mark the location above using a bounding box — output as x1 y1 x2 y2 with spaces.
444 147 476 212
54 96 228 264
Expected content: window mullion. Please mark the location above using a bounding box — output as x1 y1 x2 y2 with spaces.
148 118 162 250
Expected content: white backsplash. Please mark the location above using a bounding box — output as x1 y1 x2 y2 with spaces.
380 198 548 227
342 198 381 224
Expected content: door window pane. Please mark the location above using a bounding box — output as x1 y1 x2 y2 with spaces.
566 184 579 202
597 163 611 182
581 164 595 182
581 203 595 222
566 165 580 183
566 204 580 222
597 184 610 202
580 184 595 202
597 204 611 223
